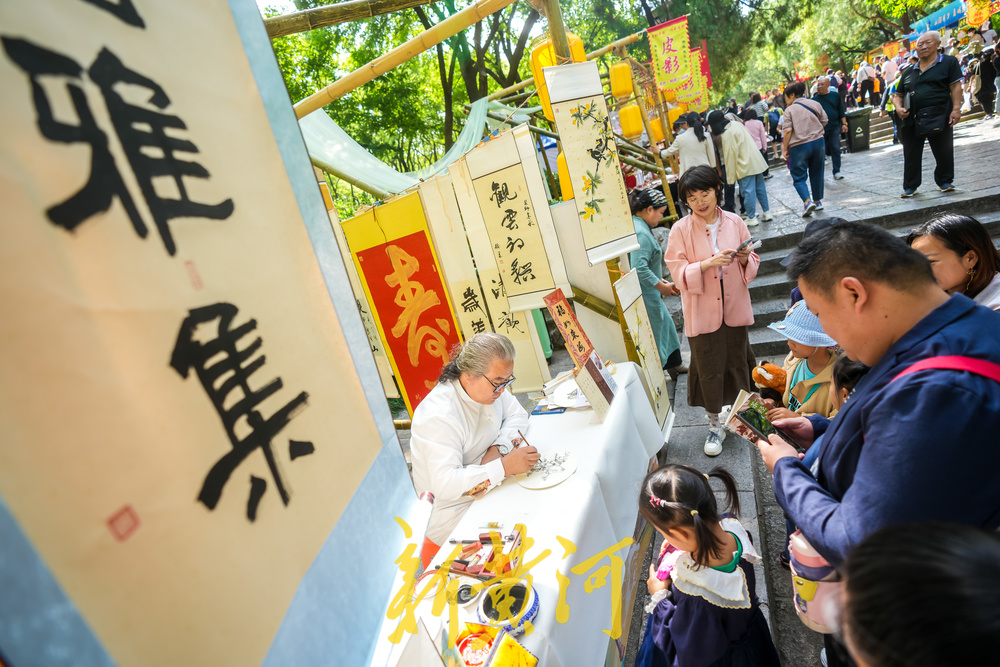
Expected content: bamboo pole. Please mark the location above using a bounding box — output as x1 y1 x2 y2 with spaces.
294 0 517 118
483 30 646 102
539 0 571 60
310 155 392 200
535 130 559 196
569 285 620 323
619 154 660 174
621 51 677 221
264 0 442 39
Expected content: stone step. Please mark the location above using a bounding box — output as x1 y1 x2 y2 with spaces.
747 217 1000 357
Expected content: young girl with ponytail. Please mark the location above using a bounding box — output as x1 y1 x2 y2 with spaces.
635 464 780 667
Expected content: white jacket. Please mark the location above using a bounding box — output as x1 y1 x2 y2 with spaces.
662 129 716 177
410 379 529 544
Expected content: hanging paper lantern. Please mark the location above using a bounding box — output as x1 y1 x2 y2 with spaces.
557 152 574 201
662 90 677 103
609 61 632 102
649 118 665 144
667 106 685 126
531 33 588 122
619 103 643 140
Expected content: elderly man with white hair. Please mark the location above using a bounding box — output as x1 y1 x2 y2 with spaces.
891 30 963 198
813 76 848 179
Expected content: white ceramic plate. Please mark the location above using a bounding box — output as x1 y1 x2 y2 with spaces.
516 451 577 489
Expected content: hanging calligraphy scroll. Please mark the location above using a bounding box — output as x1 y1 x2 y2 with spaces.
544 61 638 265
417 174 495 340
450 159 551 394
342 193 462 414
613 270 671 431
321 171 399 399
648 16 692 91
0 1 399 665
461 125 570 312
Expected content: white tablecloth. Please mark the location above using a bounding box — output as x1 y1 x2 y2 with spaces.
410 362 664 666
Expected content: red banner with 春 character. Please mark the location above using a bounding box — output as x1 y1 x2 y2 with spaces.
343 193 462 414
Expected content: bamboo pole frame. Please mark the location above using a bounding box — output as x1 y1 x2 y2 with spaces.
294 0 518 119
264 0 442 39
483 30 646 103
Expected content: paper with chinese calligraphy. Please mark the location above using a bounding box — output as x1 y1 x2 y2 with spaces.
544 62 637 265
342 192 462 415
648 17 692 91
575 352 617 423
0 1 394 665
418 174 496 341
450 158 551 394
324 178 399 398
462 125 570 312
543 288 596 369
613 270 671 430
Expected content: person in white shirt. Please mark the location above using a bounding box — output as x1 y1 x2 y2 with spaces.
410 332 538 567
661 112 717 178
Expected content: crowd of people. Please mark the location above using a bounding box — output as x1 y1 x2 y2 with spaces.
405 22 1000 667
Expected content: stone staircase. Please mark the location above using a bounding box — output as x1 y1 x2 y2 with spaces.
841 104 987 151
746 200 1000 357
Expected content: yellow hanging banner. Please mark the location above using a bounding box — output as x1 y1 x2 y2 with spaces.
648 16 692 91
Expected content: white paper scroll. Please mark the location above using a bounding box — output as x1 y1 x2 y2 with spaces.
449 160 551 394
544 62 638 265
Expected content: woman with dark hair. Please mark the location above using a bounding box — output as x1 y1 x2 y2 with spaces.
842 523 1000 667
630 188 686 379
707 109 772 227
661 111 716 179
782 80 829 217
665 165 759 456
410 332 538 567
906 213 1000 310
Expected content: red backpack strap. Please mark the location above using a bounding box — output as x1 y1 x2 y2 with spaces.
891 355 1000 384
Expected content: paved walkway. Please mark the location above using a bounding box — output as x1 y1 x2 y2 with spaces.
752 114 1000 237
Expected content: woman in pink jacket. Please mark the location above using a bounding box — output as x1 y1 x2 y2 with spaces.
665 165 760 456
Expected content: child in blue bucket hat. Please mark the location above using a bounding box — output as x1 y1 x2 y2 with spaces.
765 301 840 419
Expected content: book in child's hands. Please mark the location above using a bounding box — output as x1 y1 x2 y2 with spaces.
724 389 804 451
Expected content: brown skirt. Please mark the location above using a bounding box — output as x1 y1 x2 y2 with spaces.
687 324 756 414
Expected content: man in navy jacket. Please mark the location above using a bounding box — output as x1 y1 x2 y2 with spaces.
755 221 1000 567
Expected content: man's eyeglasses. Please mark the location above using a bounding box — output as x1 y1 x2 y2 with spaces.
483 374 516 393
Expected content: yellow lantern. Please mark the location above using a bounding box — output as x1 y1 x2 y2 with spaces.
650 117 665 144
678 103 688 113
557 152 574 201
530 33 588 122
609 61 632 101
667 105 686 126
619 103 643 140
662 90 676 103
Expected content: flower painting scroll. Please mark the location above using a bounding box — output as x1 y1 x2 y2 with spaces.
544 61 637 265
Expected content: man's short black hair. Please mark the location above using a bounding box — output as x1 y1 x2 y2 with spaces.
786 221 935 296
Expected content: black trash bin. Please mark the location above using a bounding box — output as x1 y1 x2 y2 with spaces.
846 107 872 152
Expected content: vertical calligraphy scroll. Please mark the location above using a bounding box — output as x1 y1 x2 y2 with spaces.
450 158 551 393
320 171 399 399
613 270 671 430
648 17 692 92
544 62 637 265
417 174 495 340
342 192 462 414
0 0 395 664
462 126 570 312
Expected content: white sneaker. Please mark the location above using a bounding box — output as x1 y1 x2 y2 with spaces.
815 201 824 210
760 211 774 222
746 216 760 227
704 427 724 456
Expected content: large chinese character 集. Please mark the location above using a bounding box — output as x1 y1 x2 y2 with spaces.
170 303 314 522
